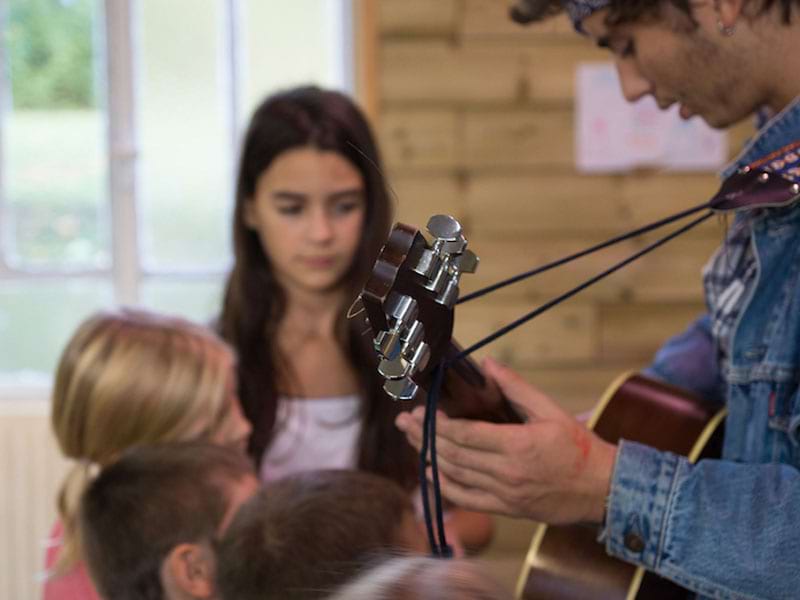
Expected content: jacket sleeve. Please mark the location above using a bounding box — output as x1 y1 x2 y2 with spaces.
643 313 726 405
602 440 800 600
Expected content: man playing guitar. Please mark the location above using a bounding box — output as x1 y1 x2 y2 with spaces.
396 2 800 598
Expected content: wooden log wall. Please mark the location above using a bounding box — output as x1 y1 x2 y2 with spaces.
374 0 753 415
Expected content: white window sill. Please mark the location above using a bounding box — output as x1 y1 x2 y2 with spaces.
0 380 52 413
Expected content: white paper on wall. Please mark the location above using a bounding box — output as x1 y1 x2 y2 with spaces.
575 62 728 172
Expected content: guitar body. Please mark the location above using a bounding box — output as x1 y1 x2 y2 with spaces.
516 372 726 600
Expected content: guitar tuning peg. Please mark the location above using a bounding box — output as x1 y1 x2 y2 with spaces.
383 377 419 401
375 330 402 360
456 250 479 274
438 278 460 309
426 214 462 241
386 293 418 324
403 320 425 352
379 356 410 380
440 237 468 254
409 341 431 372
411 248 440 278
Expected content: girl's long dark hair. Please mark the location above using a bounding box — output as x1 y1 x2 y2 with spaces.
219 86 418 488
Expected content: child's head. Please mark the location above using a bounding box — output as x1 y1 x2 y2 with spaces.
325 556 513 600
80 442 258 600
216 469 426 600
51 308 251 573
231 85 391 292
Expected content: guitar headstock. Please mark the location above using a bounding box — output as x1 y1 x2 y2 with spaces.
362 215 478 402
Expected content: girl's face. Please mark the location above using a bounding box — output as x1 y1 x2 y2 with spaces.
243 147 367 296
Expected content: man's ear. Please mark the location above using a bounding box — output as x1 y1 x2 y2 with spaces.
162 542 216 599
715 0 746 26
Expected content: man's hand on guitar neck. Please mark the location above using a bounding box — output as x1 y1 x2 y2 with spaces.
395 357 618 526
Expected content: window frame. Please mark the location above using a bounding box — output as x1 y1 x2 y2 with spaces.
0 0 363 385
0 0 244 299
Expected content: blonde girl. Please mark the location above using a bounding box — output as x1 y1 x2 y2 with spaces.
43 308 251 600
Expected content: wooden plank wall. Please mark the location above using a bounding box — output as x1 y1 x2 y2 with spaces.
374 0 753 415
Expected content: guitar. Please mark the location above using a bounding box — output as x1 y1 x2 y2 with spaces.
515 372 725 600
360 166 798 599
361 214 724 599
362 166 799 406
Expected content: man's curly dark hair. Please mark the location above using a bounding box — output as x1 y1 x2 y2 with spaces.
509 0 800 26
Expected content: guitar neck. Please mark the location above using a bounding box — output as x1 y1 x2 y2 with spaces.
430 342 522 424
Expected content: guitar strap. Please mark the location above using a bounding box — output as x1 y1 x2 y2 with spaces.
747 139 800 178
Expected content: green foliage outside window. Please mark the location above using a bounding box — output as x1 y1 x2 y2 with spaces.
6 0 96 109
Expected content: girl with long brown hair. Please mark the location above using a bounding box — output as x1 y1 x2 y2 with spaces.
218 86 492 552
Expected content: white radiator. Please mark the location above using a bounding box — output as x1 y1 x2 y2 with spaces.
0 393 70 600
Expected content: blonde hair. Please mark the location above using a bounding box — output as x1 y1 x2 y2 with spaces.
325 556 513 600
50 308 237 575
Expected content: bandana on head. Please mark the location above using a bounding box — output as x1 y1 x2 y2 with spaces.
562 0 611 33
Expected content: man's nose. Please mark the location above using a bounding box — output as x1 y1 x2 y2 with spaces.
615 59 652 103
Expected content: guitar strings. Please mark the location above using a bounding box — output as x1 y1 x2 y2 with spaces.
457 198 714 305
428 363 450 554
420 363 451 556
346 140 403 214
419 209 715 557
419 375 440 555
453 211 714 361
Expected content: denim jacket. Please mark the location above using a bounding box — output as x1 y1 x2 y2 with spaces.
602 98 800 600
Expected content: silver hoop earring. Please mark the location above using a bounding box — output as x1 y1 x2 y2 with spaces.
717 20 736 36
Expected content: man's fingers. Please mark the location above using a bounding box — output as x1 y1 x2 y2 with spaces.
396 411 424 450
429 449 507 493
427 467 511 516
397 407 511 453
483 357 565 421
436 411 519 453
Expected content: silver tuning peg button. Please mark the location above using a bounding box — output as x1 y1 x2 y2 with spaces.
455 250 479 274
384 377 419 401
426 214 462 241
379 356 409 380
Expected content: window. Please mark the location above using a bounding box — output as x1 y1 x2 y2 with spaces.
0 0 354 382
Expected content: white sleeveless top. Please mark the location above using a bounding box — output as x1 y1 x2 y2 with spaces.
259 395 362 482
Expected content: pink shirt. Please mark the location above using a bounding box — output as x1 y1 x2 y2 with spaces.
42 521 101 600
